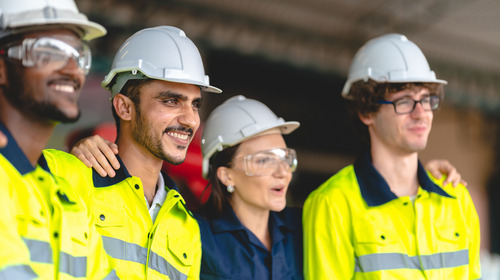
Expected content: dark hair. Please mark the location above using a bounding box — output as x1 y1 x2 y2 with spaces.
197 144 241 220
0 34 23 49
111 78 153 134
346 79 444 144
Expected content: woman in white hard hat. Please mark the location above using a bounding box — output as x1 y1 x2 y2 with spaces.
195 95 464 280
196 95 302 279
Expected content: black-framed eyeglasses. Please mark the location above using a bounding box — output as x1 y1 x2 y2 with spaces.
378 95 440 114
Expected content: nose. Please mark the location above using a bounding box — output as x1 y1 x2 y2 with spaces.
59 56 84 76
410 100 427 117
273 161 289 177
178 105 200 130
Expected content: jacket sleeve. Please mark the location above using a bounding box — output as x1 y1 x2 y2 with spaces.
303 189 355 279
464 189 481 280
0 173 39 278
188 227 202 280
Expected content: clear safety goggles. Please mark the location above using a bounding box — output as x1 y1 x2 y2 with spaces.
235 148 298 177
1 36 91 74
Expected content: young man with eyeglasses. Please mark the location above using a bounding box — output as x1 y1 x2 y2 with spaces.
0 0 118 279
303 34 481 279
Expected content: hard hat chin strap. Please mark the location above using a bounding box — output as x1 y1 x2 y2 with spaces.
111 71 148 98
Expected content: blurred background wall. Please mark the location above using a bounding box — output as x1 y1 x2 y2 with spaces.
48 0 500 277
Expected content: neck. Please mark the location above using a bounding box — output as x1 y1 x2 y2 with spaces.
371 146 420 197
231 201 272 250
0 105 55 166
116 134 163 206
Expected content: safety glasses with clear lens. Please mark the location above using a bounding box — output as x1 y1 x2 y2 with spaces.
238 148 298 176
1 36 91 75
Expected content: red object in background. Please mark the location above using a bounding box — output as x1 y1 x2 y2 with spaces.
65 122 117 150
66 122 209 210
162 126 209 210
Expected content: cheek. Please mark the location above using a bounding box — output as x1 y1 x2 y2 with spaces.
236 177 264 195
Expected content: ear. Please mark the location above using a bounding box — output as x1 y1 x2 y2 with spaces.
217 166 234 187
358 111 374 126
112 93 134 121
0 59 8 86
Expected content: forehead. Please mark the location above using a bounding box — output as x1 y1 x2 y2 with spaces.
388 86 431 99
21 28 82 46
140 79 202 98
236 133 286 155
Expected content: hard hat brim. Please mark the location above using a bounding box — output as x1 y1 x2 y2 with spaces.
341 77 448 99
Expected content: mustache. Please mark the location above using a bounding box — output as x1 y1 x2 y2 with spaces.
164 125 194 136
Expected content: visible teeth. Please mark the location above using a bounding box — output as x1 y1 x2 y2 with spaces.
53 84 74 93
168 132 188 140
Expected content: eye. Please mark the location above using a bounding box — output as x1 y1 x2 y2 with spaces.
395 98 413 106
161 98 178 105
192 100 202 110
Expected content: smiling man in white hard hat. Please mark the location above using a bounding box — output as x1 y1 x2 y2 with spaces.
0 0 119 279
303 34 481 279
44 26 221 279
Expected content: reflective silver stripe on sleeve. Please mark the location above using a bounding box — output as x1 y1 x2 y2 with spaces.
101 236 148 265
22 237 52 264
101 236 187 279
420 249 469 270
103 269 120 280
355 249 469 273
0 265 38 279
23 237 89 278
148 250 187 280
59 251 87 278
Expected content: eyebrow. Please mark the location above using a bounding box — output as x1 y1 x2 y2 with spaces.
156 90 203 104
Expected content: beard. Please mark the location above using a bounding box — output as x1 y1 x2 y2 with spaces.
132 105 189 165
4 63 81 124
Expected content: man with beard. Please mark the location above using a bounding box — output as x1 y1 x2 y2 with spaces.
0 0 118 279
44 25 222 279
303 34 481 279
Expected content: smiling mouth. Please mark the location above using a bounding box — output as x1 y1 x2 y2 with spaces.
51 84 75 93
167 131 189 141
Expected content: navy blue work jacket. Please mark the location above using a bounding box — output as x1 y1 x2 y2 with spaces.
195 207 303 280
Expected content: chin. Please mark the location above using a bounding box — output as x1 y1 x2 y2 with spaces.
164 155 186 165
270 202 287 212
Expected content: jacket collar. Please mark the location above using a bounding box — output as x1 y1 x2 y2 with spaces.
212 207 296 235
92 155 131 188
92 155 178 192
0 122 50 175
354 150 452 207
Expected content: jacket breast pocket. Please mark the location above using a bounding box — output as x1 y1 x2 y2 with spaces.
167 231 194 266
92 199 127 245
353 214 399 254
64 210 91 250
16 207 47 238
435 223 468 252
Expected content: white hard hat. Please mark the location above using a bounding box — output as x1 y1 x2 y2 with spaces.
102 26 221 97
342 33 447 98
0 0 106 41
201 95 300 178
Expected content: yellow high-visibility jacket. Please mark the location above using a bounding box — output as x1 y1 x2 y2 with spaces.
44 149 202 280
303 152 481 280
0 127 118 279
